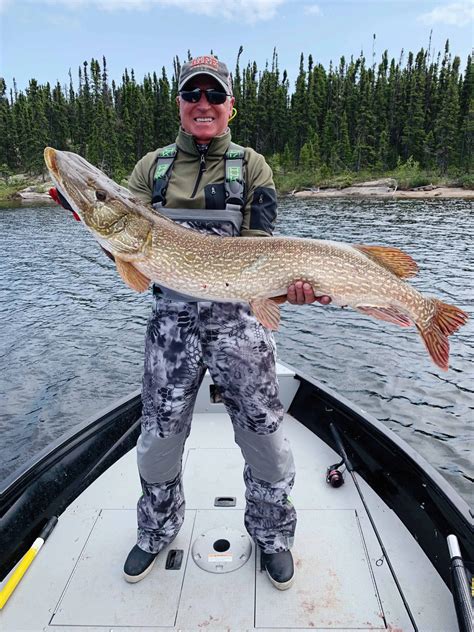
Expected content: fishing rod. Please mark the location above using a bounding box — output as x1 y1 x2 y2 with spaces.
447 534 473 632
329 422 419 632
0 516 58 610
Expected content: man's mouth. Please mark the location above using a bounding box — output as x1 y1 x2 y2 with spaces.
195 117 214 122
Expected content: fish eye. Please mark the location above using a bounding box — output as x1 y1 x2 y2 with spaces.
96 189 107 202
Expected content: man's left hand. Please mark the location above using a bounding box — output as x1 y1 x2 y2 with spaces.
287 281 331 305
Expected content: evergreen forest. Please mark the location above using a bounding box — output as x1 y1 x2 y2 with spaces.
0 42 472 188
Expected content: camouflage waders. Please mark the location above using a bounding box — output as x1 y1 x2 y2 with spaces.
136 297 296 555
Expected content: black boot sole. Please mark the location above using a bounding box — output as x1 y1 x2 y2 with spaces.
265 568 295 590
123 553 158 583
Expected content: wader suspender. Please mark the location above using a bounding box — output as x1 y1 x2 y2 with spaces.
152 142 245 210
224 143 245 211
151 144 178 207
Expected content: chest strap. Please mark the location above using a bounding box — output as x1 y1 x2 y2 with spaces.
152 141 245 210
151 144 178 207
224 143 245 211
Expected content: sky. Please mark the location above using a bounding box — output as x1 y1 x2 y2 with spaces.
0 0 472 94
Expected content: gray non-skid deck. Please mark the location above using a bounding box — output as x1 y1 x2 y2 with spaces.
0 366 457 631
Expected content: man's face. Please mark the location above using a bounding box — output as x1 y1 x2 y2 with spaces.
177 76 235 144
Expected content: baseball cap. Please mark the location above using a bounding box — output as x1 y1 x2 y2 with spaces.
178 55 233 95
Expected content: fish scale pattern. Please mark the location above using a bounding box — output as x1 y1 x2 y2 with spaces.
137 297 296 555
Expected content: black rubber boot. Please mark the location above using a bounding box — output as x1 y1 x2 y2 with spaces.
123 544 158 583
261 550 295 590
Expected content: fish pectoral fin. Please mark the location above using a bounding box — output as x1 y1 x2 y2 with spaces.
250 298 281 330
356 305 413 327
270 294 287 305
115 257 150 292
354 245 419 278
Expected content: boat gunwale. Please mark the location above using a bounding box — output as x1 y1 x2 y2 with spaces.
287 366 473 587
287 364 472 520
0 389 141 501
0 391 142 580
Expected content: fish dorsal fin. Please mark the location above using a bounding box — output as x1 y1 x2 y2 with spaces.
354 245 418 278
115 257 150 292
250 298 281 330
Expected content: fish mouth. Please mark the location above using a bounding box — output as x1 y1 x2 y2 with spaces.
44 147 58 177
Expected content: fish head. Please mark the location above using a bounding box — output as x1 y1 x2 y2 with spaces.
44 147 139 232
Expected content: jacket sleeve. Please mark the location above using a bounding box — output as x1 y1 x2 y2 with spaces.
241 149 277 237
127 152 156 203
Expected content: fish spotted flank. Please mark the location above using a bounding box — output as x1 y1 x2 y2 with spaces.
44 147 468 371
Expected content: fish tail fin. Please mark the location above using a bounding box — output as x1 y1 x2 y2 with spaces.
417 299 469 370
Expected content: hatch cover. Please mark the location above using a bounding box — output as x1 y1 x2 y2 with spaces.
51 509 194 627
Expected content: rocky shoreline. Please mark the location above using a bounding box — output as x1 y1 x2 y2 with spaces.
291 178 474 200
4 177 474 204
12 186 56 204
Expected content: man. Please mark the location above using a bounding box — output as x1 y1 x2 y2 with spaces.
123 55 329 589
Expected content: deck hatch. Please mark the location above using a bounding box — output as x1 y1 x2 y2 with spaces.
255 509 384 629
176 510 256 629
51 509 194 627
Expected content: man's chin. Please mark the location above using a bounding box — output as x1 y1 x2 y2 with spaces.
191 123 219 141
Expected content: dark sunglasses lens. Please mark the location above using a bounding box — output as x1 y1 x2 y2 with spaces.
180 89 201 103
206 90 227 105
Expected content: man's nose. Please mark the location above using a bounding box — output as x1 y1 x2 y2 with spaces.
196 94 211 107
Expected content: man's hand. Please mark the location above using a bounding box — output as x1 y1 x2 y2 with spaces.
287 281 331 305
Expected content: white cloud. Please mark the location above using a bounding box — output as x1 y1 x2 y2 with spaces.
158 0 285 22
418 2 473 27
14 0 286 22
304 4 321 16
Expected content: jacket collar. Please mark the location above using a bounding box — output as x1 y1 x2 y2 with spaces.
176 127 232 157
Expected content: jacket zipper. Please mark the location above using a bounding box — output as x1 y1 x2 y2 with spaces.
191 150 207 198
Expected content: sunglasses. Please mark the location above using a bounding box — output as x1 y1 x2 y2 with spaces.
179 88 229 105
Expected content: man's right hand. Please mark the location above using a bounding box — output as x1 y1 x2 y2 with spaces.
287 281 331 305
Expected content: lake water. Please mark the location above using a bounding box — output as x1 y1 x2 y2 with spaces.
0 198 472 503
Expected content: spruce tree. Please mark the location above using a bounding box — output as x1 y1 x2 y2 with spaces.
458 56 473 170
0 78 17 168
435 49 461 172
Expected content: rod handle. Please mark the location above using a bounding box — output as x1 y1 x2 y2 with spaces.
0 517 58 610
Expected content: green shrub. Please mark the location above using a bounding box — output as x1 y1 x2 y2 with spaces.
456 173 474 190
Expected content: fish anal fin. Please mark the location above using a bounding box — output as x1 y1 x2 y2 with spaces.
355 245 419 278
416 323 450 371
115 257 150 292
356 305 413 327
250 298 281 330
416 299 468 371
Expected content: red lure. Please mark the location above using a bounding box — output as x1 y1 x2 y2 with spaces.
48 187 81 222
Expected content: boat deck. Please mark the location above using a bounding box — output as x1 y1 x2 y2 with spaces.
0 367 457 631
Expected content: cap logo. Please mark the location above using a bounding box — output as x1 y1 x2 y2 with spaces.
191 56 219 70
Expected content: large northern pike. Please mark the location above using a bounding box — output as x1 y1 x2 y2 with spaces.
44 147 468 370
